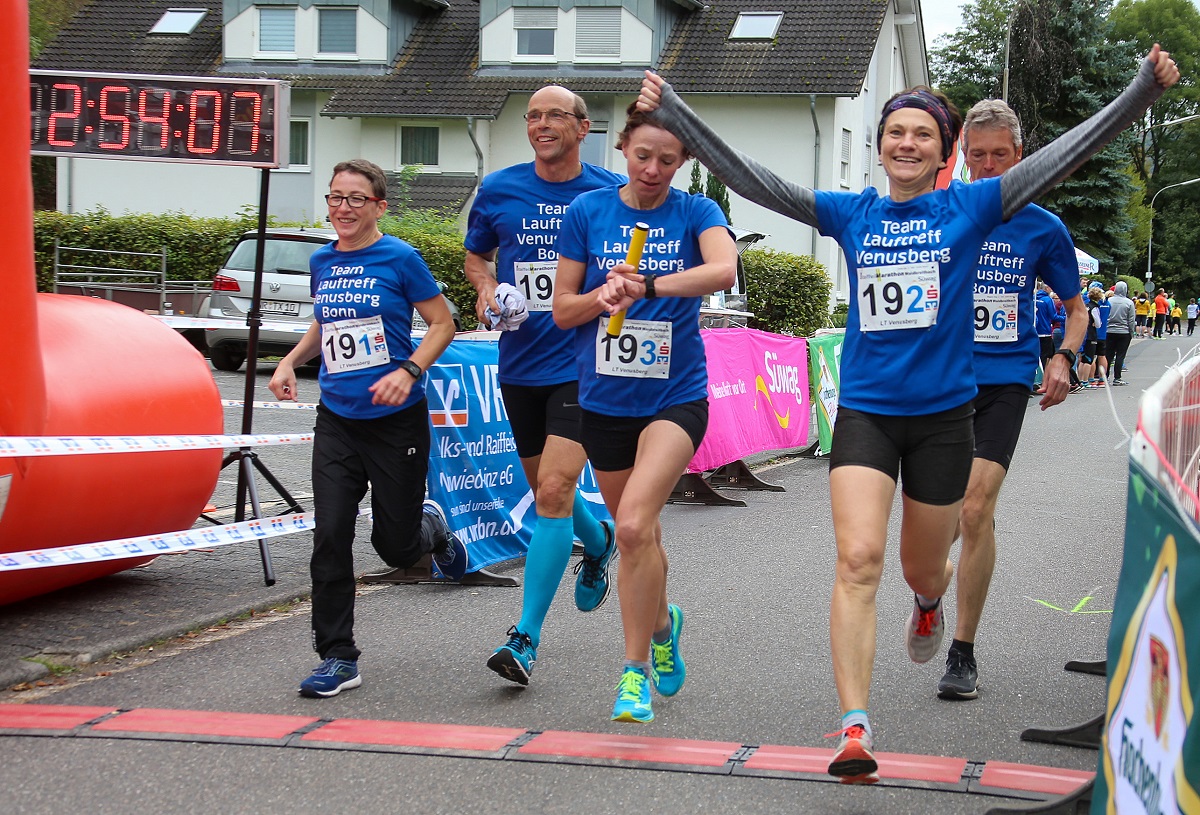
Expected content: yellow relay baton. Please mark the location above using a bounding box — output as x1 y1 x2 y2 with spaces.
606 222 650 337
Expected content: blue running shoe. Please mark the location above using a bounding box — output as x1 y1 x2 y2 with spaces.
424 499 468 581
611 667 654 723
574 520 616 612
299 657 361 698
486 626 536 686
650 604 686 697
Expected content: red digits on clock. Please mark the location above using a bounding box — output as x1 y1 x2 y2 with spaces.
98 85 131 150
48 82 82 147
228 91 262 156
138 88 170 151
186 90 221 155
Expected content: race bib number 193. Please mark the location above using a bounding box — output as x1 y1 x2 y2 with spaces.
321 314 390 375
857 263 940 331
595 319 672 379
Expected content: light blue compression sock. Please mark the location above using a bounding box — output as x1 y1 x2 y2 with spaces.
515 515 574 648
572 492 608 558
841 709 872 739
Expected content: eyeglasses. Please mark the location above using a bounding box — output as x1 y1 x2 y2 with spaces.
523 109 580 124
325 194 384 208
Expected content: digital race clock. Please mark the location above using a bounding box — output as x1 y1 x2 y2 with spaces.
30 70 290 168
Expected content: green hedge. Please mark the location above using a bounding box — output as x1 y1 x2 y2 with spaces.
742 248 832 337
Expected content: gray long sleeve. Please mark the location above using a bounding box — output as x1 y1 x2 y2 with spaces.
1001 57 1166 219
652 55 1168 224
652 85 819 227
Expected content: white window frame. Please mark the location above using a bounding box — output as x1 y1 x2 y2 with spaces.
279 117 310 173
316 7 357 59
575 7 621 61
514 7 558 63
150 8 207 35
580 122 610 169
729 12 782 40
398 125 441 170
839 129 852 188
256 6 296 57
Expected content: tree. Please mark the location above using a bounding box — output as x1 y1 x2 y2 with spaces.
688 160 703 195
704 171 732 224
929 0 1014 114
1110 0 1200 292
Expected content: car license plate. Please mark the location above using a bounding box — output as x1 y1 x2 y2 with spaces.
261 300 300 316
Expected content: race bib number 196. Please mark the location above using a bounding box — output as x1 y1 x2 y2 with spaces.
857 262 940 331
973 291 1019 343
321 314 390 375
595 319 672 379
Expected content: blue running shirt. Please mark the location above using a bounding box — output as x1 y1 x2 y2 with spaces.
465 162 626 386
814 178 1003 415
556 186 729 416
310 235 441 420
971 204 1078 387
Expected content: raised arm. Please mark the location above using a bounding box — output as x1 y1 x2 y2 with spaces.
1002 45 1179 219
639 72 819 228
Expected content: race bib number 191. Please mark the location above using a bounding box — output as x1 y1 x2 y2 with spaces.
513 261 557 312
857 262 940 331
321 314 390 375
973 291 1019 343
595 319 672 379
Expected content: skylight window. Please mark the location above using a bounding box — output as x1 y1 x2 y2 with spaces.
729 12 782 40
150 8 207 35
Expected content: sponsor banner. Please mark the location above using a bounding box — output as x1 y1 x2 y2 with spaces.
690 328 810 472
422 340 608 572
1094 458 1200 813
0 433 312 458
807 331 844 457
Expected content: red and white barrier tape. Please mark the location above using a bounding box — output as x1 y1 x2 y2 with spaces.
156 315 311 333
0 433 313 458
221 400 318 410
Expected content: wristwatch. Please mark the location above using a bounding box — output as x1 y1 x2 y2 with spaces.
1053 348 1077 367
398 359 422 379
644 273 658 300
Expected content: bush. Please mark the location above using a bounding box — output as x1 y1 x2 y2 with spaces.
829 301 848 328
382 209 474 321
742 248 831 337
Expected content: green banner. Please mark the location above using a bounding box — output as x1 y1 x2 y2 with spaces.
806 331 843 456
1093 459 1200 814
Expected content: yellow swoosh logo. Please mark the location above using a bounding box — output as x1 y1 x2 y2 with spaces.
754 375 790 429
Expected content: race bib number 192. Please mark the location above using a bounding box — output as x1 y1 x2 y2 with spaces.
857 263 940 331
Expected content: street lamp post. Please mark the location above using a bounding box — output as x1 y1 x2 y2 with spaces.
1147 177 1200 284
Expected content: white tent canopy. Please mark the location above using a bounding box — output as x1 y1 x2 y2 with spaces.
1076 247 1100 279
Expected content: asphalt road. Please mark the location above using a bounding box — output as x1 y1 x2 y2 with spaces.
3 331 1195 814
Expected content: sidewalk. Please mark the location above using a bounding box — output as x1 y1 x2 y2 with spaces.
2 333 1195 813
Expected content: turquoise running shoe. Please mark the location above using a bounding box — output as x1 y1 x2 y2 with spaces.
650 604 685 696
611 666 654 723
574 520 616 612
487 626 536 686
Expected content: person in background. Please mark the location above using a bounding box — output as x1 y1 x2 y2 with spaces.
1170 299 1183 336
464 84 626 687
1135 290 1152 338
1078 287 1103 386
935 99 1085 703
638 45 1178 783
1187 297 1198 336
553 102 738 725
270 159 456 698
1106 283 1135 386
1091 282 1111 387
1035 283 1058 390
1154 288 1169 339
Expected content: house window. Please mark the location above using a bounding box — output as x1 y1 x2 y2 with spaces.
580 124 609 168
289 119 310 169
863 140 872 187
318 8 356 55
401 126 439 166
258 7 296 53
150 8 207 35
729 12 782 40
576 8 620 59
840 129 851 187
515 8 556 57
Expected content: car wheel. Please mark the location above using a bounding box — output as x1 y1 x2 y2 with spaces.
209 344 247 372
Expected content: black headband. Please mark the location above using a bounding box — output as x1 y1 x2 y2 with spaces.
877 91 955 162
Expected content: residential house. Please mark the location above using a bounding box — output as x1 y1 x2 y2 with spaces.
34 0 928 300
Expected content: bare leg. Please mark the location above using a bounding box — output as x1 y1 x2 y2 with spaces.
954 459 1006 643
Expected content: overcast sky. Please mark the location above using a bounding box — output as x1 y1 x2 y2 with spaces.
923 0 966 51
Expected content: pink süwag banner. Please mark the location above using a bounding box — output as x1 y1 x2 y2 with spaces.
690 328 810 472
